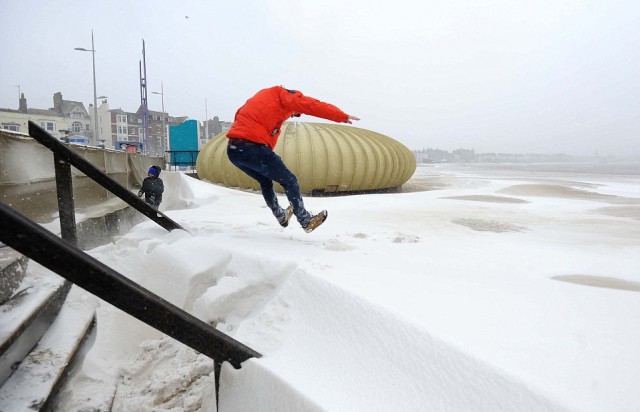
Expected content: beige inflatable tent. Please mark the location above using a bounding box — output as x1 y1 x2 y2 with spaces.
196 122 416 195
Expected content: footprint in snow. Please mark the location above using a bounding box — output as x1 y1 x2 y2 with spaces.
391 233 421 243
323 238 357 251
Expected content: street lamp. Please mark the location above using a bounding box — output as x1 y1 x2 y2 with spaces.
74 30 99 146
152 82 166 156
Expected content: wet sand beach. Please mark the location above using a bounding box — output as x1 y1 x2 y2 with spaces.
404 162 640 292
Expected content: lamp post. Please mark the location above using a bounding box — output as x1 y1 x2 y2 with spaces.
152 82 166 156
74 30 99 146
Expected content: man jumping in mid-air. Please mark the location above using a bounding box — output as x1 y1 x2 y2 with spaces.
226 85 359 232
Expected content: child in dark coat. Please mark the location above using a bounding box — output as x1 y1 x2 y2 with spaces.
138 166 164 207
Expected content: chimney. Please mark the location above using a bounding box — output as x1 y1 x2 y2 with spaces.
19 93 27 113
53 92 63 113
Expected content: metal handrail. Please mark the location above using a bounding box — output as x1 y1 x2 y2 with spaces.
0 203 261 367
167 150 199 172
1 122 261 377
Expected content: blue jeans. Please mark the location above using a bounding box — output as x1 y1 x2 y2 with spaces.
227 142 312 225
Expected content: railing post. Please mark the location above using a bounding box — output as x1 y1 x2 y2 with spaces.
215 360 222 407
53 154 78 246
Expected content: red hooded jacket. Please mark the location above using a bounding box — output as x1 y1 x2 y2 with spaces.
227 86 349 149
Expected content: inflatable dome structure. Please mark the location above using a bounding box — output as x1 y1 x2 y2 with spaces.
196 122 416 195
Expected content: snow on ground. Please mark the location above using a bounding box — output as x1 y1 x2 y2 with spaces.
53 163 640 411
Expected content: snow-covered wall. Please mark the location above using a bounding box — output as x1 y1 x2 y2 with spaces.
0 130 164 224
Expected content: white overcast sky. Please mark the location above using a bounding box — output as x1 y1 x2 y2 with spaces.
2 0 639 156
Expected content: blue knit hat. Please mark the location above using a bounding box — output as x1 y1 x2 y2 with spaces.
148 166 159 177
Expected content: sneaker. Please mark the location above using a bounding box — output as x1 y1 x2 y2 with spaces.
302 210 328 233
278 205 294 228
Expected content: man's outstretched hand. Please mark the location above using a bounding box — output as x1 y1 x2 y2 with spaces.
346 115 360 124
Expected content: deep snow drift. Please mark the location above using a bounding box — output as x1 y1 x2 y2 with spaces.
47 163 640 411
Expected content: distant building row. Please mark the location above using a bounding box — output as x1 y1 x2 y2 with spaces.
0 93 231 154
412 148 573 163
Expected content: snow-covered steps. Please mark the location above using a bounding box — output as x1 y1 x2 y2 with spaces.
0 285 96 411
0 246 28 304
0 266 70 388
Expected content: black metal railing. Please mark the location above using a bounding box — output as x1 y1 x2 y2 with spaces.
167 150 199 172
0 203 260 368
0 122 261 400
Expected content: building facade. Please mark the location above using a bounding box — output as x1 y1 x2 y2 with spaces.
1 92 231 155
103 105 187 155
0 93 91 142
199 116 232 147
